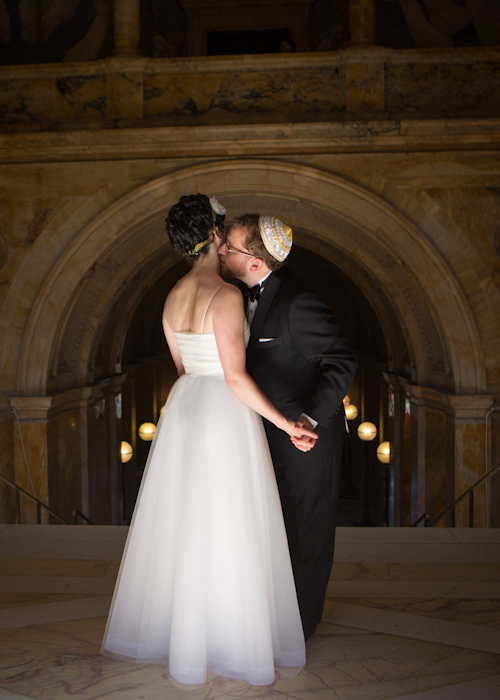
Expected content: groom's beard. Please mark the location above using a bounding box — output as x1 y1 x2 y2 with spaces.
219 254 245 281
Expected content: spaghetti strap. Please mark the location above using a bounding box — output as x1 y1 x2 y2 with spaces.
201 284 227 333
166 296 175 332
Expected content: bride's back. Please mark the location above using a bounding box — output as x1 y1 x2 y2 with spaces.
166 270 225 335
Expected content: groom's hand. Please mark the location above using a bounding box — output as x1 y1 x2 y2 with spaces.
291 416 318 452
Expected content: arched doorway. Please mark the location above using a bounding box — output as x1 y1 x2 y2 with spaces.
10 161 491 526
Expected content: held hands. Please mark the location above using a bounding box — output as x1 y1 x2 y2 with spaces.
287 416 318 453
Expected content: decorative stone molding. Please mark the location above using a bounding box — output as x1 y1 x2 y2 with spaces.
9 396 53 421
400 382 494 419
448 394 495 420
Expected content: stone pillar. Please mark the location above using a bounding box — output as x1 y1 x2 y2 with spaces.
9 397 52 524
86 376 126 525
49 387 94 524
449 395 494 527
383 374 407 526
404 385 454 526
344 1 384 114
349 0 376 47
114 0 141 57
105 376 125 525
404 386 494 527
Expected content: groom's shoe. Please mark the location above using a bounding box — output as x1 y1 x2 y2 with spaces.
303 624 317 641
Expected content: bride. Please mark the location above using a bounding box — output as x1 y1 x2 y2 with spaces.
101 194 314 686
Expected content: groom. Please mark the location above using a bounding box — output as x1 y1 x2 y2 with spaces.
220 214 357 639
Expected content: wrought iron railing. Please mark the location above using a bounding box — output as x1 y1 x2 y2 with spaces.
411 459 500 527
0 471 94 525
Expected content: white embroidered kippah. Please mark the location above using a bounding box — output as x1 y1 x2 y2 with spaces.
258 215 293 262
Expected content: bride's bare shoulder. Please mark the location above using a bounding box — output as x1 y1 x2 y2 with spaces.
215 282 243 302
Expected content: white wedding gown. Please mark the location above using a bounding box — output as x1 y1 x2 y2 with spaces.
101 322 306 686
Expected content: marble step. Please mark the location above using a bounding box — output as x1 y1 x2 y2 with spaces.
1 525 499 562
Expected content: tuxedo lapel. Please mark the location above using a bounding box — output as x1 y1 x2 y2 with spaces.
247 271 282 363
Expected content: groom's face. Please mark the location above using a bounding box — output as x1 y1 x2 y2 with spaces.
219 225 254 281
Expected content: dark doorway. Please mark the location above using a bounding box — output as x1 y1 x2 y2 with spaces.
207 27 290 56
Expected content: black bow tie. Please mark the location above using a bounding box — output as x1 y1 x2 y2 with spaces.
242 281 266 303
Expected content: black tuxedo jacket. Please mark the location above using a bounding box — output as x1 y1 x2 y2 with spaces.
246 267 357 429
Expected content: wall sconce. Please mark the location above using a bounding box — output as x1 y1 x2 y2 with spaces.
357 421 377 441
139 422 156 441
345 404 358 420
121 441 133 463
377 441 393 464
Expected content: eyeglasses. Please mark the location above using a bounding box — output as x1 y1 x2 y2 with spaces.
224 241 257 258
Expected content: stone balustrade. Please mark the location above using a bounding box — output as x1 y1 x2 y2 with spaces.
0 47 499 133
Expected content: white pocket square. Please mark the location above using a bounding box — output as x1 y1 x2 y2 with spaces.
259 338 276 342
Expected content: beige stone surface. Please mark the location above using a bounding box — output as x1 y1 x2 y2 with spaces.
1 49 499 131
345 62 384 111
106 72 143 120
0 50 498 527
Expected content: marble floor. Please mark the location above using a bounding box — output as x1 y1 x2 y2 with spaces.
0 525 499 700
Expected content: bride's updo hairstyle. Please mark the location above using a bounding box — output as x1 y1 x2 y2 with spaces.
166 194 225 266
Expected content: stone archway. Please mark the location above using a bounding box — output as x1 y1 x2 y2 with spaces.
6 160 494 525
15 160 486 398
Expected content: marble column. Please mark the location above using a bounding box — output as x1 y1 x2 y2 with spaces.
449 395 495 528
104 376 125 525
349 0 376 47
9 397 52 524
114 0 141 57
383 374 407 527
404 386 494 528
49 387 94 524
404 385 454 527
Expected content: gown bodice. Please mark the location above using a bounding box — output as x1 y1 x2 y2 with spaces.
175 322 250 377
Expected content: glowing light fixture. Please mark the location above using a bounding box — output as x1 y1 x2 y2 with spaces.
139 422 156 441
120 441 133 463
377 441 393 464
345 404 358 421
343 395 351 406
357 422 377 442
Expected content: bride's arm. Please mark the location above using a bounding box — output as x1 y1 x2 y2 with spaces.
212 286 316 447
162 297 185 377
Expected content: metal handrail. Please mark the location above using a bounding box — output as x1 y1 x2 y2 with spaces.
412 459 500 527
72 509 95 525
0 471 93 525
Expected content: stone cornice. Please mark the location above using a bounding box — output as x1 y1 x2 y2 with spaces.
399 381 495 418
1 47 498 80
0 119 498 164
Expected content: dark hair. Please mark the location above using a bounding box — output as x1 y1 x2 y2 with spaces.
232 213 284 271
165 194 225 265
281 38 296 52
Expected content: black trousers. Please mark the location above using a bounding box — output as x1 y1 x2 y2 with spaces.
263 413 345 638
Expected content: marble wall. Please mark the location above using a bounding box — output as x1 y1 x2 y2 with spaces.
0 48 499 132
0 49 499 526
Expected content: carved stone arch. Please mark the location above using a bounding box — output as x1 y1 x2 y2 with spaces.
14 160 486 398
378 181 500 380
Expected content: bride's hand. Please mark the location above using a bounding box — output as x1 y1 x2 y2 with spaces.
285 419 318 452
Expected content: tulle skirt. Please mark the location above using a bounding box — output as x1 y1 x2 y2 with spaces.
101 373 305 686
